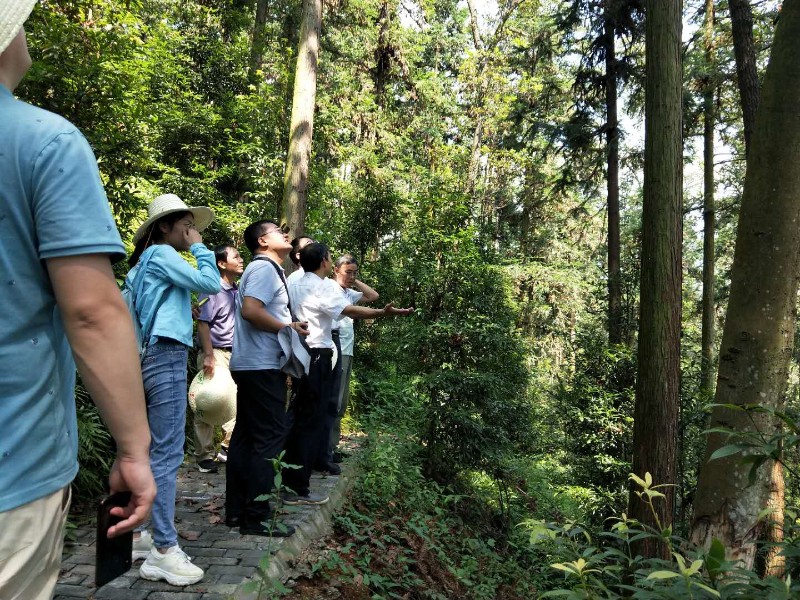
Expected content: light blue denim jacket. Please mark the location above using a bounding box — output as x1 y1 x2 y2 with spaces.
130 243 221 347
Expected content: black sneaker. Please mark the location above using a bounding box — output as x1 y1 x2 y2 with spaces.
198 459 218 473
320 461 341 475
281 492 329 506
225 515 242 528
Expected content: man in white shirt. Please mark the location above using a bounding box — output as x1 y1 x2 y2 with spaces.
282 243 412 504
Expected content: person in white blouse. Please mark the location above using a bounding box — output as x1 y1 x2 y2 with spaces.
282 243 412 504
324 254 379 472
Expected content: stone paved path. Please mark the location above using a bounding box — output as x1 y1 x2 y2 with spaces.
54 461 352 600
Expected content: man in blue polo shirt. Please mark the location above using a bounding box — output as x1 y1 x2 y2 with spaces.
0 5 155 598
226 220 309 537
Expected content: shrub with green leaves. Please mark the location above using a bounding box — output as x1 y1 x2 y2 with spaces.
524 474 800 599
73 384 114 502
356 210 534 485
311 430 541 599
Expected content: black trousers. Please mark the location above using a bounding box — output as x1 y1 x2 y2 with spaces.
226 369 288 525
315 332 343 467
283 348 335 496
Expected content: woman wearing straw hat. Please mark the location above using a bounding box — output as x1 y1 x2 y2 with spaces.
126 194 220 586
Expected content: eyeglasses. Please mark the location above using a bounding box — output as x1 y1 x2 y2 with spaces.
260 223 291 237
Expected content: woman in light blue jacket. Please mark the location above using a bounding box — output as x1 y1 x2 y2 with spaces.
126 194 220 586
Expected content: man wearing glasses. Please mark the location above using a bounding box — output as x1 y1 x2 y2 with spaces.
226 220 309 537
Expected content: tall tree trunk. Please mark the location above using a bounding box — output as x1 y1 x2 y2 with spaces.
276 4 301 218
373 0 391 109
729 0 760 154
605 5 622 345
249 0 269 80
690 0 800 570
629 0 682 559
729 0 784 576
281 0 322 239
700 0 715 396
465 0 486 211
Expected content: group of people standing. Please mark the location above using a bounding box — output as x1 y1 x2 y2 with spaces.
125 201 412 585
0 1 412 597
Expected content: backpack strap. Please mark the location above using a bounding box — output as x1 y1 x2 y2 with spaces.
252 255 299 321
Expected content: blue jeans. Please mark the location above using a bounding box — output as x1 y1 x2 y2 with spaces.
141 339 188 549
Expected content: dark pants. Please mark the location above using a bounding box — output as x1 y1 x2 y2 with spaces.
226 370 288 526
284 348 335 496
315 333 343 467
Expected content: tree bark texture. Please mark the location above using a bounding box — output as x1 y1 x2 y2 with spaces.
690 0 800 570
281 0 322 239
249 0 269 79
759 458 785 577
605 6 622 346
465 0 486 206
728 0 784 573
728 0 760 155
700 0 715 396
629 0 682 559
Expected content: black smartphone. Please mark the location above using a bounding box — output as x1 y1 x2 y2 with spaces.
95 491 133 587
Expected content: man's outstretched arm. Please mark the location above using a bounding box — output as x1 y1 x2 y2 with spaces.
342 303 413 319
47 254 156 537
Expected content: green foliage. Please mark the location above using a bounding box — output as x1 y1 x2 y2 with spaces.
525 474 800 599
74 384 114 501
312 431 540 599
328 173 537 484
241 451 301 599
548 340 636 521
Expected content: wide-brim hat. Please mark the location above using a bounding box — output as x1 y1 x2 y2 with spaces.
188 368 236 426
133 193 214 243
0 0 38 55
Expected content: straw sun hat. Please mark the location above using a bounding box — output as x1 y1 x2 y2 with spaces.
0 0 37 55
133 194 215 243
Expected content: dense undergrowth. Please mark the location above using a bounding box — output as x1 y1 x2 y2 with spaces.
287 427 800 600
293 429 544 599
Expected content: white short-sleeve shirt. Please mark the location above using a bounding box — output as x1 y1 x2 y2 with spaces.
289 272 352 349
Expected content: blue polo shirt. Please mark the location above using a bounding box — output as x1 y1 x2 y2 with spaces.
0 84 126 512
230 257 291 371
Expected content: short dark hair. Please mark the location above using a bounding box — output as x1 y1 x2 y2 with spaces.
243 220 277 254
299 242 330 272
214 243 236 273
290 236 315 265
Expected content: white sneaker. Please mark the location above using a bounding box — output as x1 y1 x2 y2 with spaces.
132 530 153 561
139 546 204 586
